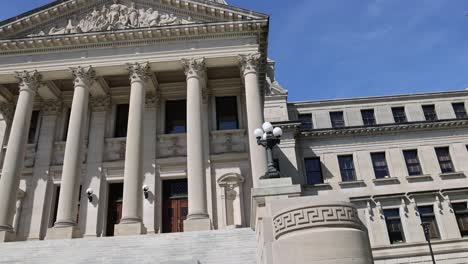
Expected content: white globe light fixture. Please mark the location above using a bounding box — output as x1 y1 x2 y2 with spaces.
254 122 284 179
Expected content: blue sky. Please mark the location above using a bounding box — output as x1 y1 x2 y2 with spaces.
1 0 468 101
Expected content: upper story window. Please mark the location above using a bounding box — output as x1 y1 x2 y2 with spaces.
452 203 468 237
452 103 467 119
62 108 71 141
371 152 390 179
392 107 407 123
330 111 345 128
418 205 440 239
215 96 239 130
165 100 186 134
304 157 323 185
27 110 41 144
383 209 405 244
422 105 437 121
361 109 376 126
338 155 356 182
114 104 129 138
298 113 313 130
435 147 454 174
403 150 422 176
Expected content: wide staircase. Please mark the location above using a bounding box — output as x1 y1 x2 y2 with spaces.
0 228 257 264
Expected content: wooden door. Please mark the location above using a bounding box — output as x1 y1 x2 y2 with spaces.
106 183 123 236
164 198 188 233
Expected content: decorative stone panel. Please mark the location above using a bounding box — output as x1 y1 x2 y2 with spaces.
104 138 127 162
210 129 247 154
272 204 363 240
157 134 187 158
23 144 37 168
52 141 87 165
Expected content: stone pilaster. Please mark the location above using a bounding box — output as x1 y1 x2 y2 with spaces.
239 53 268 188
115 62 149 236
47 66 95 239
0 70 41 242
181 57 212 231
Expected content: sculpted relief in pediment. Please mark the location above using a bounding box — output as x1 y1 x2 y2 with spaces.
28 1 195 37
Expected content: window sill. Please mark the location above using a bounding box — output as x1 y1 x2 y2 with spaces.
373 177 400 185
304 183 332 190
406 174 433 182
439 172 466 180
339 180 366 188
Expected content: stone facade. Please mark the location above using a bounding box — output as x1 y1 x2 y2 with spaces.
0 0 466 263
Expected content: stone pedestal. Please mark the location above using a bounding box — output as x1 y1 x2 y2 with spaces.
114 222 147 236
46 226 80 240
0 230 15 242
183 218 212 232
252 178 374 264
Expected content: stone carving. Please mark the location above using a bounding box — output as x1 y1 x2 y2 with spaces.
272 205 362 239
90 96 111 111
42 100 63 115
181 57 206 78
70 66 96 87
27 1 195 37
238 53 262 74
15 70 42 92
0 103 15 124
127 62 150 82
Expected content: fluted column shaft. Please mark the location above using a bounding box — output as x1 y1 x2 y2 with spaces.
120 63 149 223
182 58 209 219
54 66 95 227
239 54 268 187
0 71 41 232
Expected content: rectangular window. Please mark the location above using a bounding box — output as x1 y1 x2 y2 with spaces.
452 203 468 237
403 150 422 176
418 206 440 239
62 108 71 141
338 155 356 182
435 147 454 174
330 111 345 128
165 100 187 134
371 152 390 179
392 107 407 123
304 158 323 185
114 104 129 138
216 96 239 130
422 105 437 121
453 103 467 119
384 209 405 244
27 110 40 144
361 109 376 126
298 114 313 130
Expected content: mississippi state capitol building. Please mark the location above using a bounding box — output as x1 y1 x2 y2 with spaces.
0 0 466 264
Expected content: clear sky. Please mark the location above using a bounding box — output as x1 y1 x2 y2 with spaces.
1 0 468 101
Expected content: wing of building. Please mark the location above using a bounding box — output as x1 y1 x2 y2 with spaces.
0 1 466 264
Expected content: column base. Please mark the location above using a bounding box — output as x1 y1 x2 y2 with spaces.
46 225 81 240
114 222 147 236
184 217 212 232
0 230 16 242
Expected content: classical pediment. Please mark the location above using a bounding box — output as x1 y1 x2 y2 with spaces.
0 0 267 40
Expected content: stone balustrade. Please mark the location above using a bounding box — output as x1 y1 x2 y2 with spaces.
157 134 187 158
103 138 127 162
210 129 247 154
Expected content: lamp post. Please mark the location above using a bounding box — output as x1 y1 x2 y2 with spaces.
421 222 437 264
254 122 283 179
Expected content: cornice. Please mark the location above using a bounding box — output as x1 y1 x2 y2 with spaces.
300 119 468 138
0 20 267 56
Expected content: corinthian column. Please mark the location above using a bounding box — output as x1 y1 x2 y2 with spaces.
239 53 268 187
0 70 41 242
47 66 95 240
181 58 211 232
115 63 149 236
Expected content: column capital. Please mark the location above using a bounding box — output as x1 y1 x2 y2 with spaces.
238 53 262 76
90 95 111 112
70 66 96 87
14 70 42 93
41 100 63 116
127 62 151 83
145 93 159 108
0 102 15 124
181 57 206 80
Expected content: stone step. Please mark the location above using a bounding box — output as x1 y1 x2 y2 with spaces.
0 228 257 264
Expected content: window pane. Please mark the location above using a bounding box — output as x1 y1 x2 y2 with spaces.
452 203 468 237
435 147 454 173
330 111 345 128
384 209 405 244
299 114 313 130
403 150 422 176
216 97 239 130
305 158 323 185
165 100 187 134
361 109 376 126
418 205 440 239
453 103 467 119
27 110 40 143
114 104 129 138
392 107 407 123
338 155 356 182
371 152 389 179
422 105 437 121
